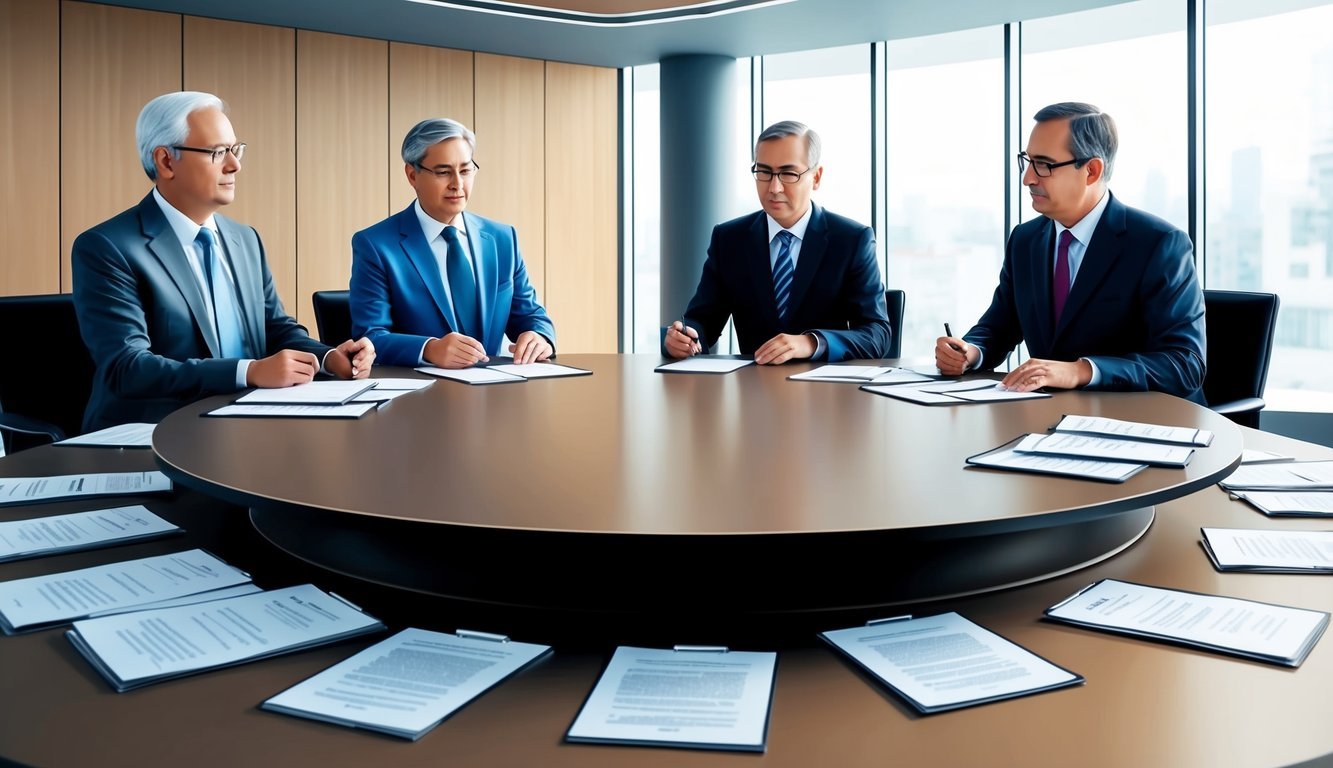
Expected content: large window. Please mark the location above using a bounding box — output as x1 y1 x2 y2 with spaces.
1207 0 1333 402
886 28 1005 360
629 64 661 354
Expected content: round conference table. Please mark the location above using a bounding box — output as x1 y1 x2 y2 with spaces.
0 355 1329 767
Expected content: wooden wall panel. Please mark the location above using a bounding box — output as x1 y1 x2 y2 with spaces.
545 62 618 353
295 30 388 326
1 0 59 296
60 1 181 291
387 42 473 214
472 54 546 302
184 18 297 316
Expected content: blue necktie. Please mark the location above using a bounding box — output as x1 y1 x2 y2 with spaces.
772 230 796 323
196 228 247 358
443 225 481 340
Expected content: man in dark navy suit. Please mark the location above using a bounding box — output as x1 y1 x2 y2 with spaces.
664 121 891 364
936 102 1206 402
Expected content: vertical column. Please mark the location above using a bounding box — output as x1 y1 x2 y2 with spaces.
659 54 738 329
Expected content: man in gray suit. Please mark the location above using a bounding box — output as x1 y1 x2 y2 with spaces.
72 91 374 431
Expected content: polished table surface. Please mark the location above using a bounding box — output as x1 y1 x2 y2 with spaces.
0 358 1330 767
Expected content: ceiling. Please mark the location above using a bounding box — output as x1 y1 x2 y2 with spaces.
97 0 1139 68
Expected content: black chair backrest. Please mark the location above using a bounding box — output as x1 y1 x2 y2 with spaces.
1202 289 1279 408
0 293 96 439
884 289 905 359
312 290 352 345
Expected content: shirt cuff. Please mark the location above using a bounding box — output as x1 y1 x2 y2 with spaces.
320 349 335 376
235 360 253 389
1084 357 1102 387
810 332 827 361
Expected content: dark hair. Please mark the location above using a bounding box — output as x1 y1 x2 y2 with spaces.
1033 102 1118 181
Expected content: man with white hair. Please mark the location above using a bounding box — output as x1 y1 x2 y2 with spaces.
72 91 374 431
350 118 555 368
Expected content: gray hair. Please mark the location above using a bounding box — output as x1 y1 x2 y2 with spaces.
755 120 821 168
401 118 477 166
136 91 225 180
1033 102 1118 182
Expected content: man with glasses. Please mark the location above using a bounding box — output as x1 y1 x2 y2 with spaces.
664 120 891 364
71 91 374 431
350 118 554 368
935 102 1205 402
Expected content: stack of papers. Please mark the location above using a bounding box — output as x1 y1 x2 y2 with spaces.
966 437 1146 483
1051 415 1213 447
788 365 933 385
263 627 551 740
820 613 1082 714
417 362 592 385
1045 579 1328 667
654 357 755 375
0 549 254 634
0 505 181 563
1231 490 1333 518
0 471 173 507
349 378 434 403
207 380 381 418
566 645 777 752
1010 432 1194 467
1201 527 1333 573
67 584 384 692
1219 461 1333 492
55 423 155 448
862 379 1050 405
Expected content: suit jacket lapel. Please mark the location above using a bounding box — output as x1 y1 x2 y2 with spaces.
746 213 781 327
463 212 496 344
1055 194 1124 340
216 215 262 357
788 204 827 317
138 194 220 357
397 206 459 332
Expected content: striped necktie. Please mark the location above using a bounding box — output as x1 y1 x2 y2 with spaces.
772 230 796 323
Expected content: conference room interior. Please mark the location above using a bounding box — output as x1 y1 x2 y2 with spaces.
2 0 1332 766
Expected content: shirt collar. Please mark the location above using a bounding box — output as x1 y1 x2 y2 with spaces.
152 187 218 247
413 199 468 242
766 204 814 243
1056 190 1110 246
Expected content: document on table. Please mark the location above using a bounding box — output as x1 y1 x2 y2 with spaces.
67 584 385 692
0 548 251 634
1219 461 1333 491
819 613 1082 714
966 437 1147 483
1013 432 1194 467
654 357 756 375
1052 414 1213 446
55 423 155 448
1240 448 1293 465
416 366 524 384
1044 578 1329 667
233 380 375 405
486 362 593 379
565 645 777 752
862 379 1049 405
350 388 414 403
1232 490 1333 517
0 505 181 563
788 365 932 385
0 471 172 507
205 403 378 419
369 378 435 391
262 627 552 741
1201 527 1333 573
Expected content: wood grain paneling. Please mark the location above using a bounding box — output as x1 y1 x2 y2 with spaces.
1 0 60 295
387 42 473 214
545 62 618 353
60 1 180 291
295 30 388 326
184 17 298 316
472 54 546 303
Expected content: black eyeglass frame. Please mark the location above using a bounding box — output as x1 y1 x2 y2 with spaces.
412 160 481 179
750 164 816 184
172 144 247 163
1016 152 1091 178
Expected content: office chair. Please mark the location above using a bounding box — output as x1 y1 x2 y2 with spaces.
884 288 905 359
312 290 352 345
1201 289 1279 429
0 293 96 452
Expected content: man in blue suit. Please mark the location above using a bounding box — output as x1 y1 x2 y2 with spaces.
350 118 555 368
72 92 374 431
936 103 1206 402
664 121 891 364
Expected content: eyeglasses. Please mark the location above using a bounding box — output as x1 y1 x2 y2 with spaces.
413 161 480 181
752 164 815 184
1016 152 1088 178
173 144 246 163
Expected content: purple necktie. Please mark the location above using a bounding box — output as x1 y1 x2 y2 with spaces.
1053 229 1074 323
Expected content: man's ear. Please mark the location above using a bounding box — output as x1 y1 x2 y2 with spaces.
1083 157 1105 187
154 147 176 180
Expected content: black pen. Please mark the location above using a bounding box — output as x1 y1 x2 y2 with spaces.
944 323 963 352
675 322 700 354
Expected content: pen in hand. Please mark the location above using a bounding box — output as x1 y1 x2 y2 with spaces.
943 323 963 352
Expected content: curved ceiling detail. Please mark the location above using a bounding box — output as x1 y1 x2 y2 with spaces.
405 0 794 26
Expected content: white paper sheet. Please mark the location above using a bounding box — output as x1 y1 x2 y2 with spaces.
820 613 1082 713
0 505 180 562
1053 415 1212 446
1201 527 1333 571
1015 433 1193 466
1233 490 1333 516
205 403 377 418
0 471 172 507
234 380 375 405
369 378 435 391
787 365 896 382
1220 461 1333 491
56 423 155 448
654 358 756 375
968 439 1146 482
263 627 551 740
416 366 525 384
566 646 776 752
486 362 592 379
1240 449 1293 465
